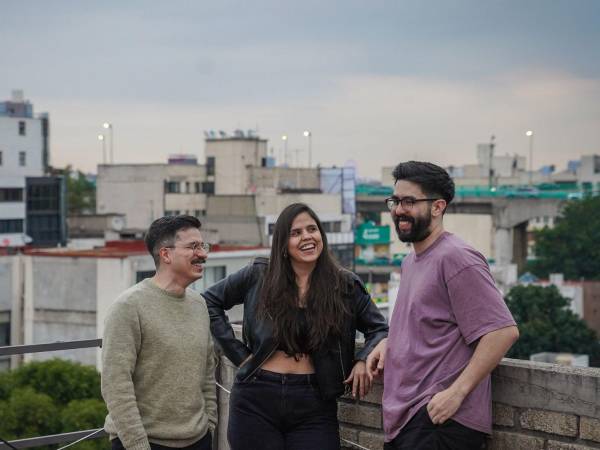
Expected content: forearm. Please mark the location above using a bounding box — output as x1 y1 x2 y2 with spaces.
202 343 219 431
450 326 519 397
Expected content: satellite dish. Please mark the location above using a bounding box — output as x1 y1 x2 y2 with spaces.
219 130 227 138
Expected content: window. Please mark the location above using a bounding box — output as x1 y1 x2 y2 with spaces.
0 188 24 202
195 182 201 193
0 150 3 165
185 182 190 193
136 270 156 283
0 321 9 346
19 151 26 166
206 157 215 176
0 219 24 233
164 210 180 216
202 182 214 194
19 121 26 136
165 181 180 193
322 221 342 233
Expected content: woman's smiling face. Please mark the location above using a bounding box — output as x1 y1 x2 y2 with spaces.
287 212 323 268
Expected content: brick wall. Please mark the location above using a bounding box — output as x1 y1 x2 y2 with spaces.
215 328 600 450
336 359 600 449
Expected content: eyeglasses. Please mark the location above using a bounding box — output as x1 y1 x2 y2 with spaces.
165 242 211 253
385 196 440 211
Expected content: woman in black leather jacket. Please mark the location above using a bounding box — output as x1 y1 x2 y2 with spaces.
204 203 388 450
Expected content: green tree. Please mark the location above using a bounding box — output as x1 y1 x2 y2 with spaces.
528 196 600 279
505 285 600 366
0 387 60 440
0 359 108 449
10 359 102 405
66 170 96 215
61 399 108 450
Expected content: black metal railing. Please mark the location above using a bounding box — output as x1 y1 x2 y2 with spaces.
0 339 107 449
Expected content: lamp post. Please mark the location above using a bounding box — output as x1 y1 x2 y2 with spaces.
526 130 534 186
281 135 288 166
303 130 312 168
103 122 114 163
98 134 106 164
489 135 495 189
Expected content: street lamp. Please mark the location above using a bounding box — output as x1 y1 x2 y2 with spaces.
103 122 114 163
98 134 106 164
281 135 288 166
526 130 534 186
303 130 312 168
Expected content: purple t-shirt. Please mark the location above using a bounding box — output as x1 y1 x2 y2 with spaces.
383 232 516 441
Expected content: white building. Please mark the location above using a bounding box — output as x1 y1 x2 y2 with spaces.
4 241 269 370
0 90 48 247
96 160 209 230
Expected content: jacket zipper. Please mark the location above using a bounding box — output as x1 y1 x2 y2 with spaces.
243 344 277 381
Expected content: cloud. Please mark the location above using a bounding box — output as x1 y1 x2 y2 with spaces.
44 69 600 179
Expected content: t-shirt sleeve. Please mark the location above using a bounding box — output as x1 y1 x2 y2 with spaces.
446 264 516 345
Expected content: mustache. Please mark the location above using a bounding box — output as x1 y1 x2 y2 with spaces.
191 258 207 264
394 215 415 224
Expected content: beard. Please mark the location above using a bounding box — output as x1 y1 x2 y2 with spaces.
393 212 433 243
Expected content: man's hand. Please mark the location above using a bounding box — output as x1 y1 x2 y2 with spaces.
344 361 371 399
426 386 466 424
366 338 387 381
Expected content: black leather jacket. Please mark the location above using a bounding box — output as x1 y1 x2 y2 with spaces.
204 258 389 400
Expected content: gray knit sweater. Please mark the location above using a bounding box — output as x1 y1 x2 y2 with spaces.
101 278 217 450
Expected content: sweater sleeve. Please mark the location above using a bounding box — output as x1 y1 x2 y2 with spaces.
101 300 150 450
203 333 218 433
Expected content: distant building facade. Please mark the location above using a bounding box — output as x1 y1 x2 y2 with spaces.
0 90 66 248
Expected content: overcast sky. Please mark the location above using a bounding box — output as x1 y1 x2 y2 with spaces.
2 0 599 179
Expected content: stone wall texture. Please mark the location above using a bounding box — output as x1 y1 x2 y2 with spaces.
216 328 600 450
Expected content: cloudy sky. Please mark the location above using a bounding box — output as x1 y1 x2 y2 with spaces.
2 0 599 179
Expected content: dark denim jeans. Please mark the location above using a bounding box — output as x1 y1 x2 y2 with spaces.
111 431 211 450
228 369 340 450
384 405 485 450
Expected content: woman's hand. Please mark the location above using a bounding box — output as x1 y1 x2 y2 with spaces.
344 360 371 399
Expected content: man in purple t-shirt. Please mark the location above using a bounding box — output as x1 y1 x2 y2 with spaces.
366 161 519 450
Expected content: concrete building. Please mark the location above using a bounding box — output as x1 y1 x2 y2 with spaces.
96 161 209 230
3 240 269 371
96 133 356 266
205 134 268 195
578 154 600 188
0 90 49 247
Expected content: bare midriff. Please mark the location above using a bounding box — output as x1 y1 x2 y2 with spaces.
260 350 315 374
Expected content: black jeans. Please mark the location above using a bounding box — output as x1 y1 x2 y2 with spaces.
228 369 340 450
384 405 485 450
111 431 211 450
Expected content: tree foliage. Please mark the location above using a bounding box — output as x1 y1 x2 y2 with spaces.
528 196 600 280
505 285 600 366
50 165 96 215
0 359 108 449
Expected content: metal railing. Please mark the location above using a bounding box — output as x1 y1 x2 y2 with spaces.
0 339 106 449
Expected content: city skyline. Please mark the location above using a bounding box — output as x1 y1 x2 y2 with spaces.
2 0 599 178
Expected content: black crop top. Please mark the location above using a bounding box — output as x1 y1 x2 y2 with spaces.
277 308 310 356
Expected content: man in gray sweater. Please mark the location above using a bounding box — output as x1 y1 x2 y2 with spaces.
102 215 217 450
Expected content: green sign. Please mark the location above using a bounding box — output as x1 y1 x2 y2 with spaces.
355 224 391 245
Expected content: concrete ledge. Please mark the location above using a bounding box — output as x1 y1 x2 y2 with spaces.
492 358 600 419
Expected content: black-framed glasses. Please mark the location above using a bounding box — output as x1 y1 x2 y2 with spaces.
385 196 440 211
165 242 211 253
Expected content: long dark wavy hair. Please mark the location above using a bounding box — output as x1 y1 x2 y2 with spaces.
258 203 351 354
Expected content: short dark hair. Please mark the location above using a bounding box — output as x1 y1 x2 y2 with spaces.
392 161 455 207
144 215 201 266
